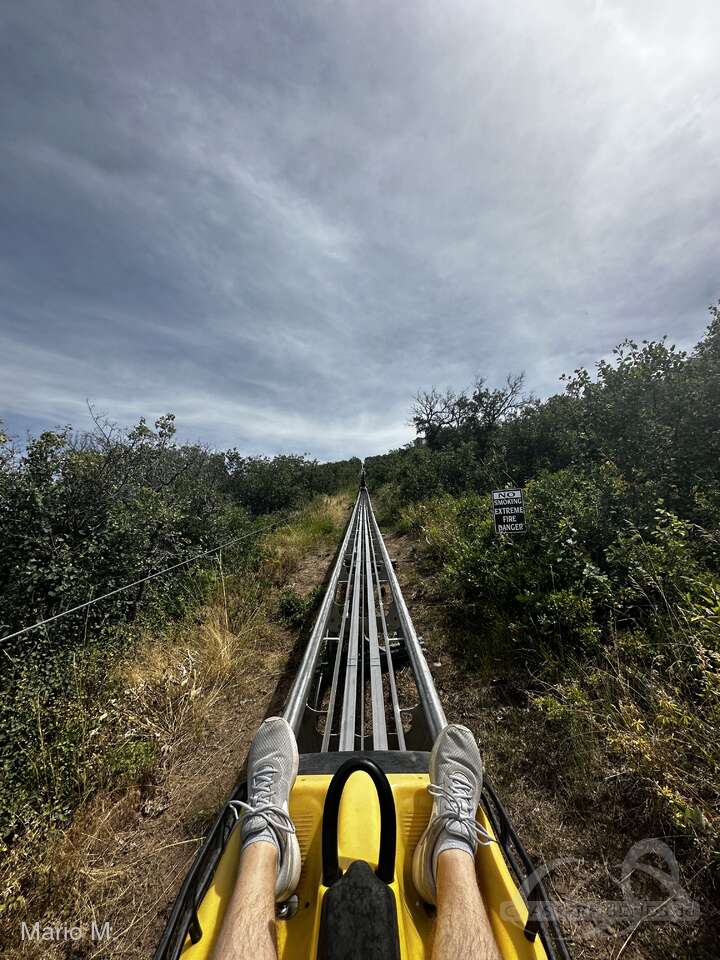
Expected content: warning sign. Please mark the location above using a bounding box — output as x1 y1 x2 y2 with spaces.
491 488 526 534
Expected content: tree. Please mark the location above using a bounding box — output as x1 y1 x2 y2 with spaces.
412 373 528 451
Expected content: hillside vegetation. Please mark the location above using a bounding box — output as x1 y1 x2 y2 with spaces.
1 306 718 955
367 307 720 871
0 491 350 956
0 417 358 913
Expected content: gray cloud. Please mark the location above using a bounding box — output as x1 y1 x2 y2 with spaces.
1 0 718 459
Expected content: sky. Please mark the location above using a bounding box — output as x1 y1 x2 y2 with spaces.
1 1 718 461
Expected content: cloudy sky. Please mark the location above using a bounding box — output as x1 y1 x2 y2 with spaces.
1 1 718 460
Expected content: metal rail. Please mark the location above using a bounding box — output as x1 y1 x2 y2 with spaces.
283 487 446 752
365 490 447 740
283 494 361 734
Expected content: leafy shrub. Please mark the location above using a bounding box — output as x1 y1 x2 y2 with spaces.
277 586 324 628
369 311 720 849
367 305 720 528
0 415 356 842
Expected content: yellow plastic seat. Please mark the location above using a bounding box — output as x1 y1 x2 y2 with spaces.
181 771 548 960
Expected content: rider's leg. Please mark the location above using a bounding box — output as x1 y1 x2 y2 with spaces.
433 848 501 960
412 724 501 960
211 717 301 960
211 841 278 960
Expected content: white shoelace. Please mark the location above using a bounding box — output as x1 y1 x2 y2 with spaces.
428 771 493 846
229 764 296 838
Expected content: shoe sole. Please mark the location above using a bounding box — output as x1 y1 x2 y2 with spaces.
275 718 300 902
411 726 447 903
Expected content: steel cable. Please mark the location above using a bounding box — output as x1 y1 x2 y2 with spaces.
0 518 282 645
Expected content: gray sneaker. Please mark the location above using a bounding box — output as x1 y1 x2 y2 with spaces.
412 723 492 904
231 716 301 902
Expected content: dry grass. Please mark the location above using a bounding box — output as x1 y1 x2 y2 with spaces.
260 493 350 584
0 493 350 959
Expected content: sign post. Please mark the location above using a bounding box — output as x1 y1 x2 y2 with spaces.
491 488 526 535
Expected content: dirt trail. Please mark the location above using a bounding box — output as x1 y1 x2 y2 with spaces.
383 530 715 960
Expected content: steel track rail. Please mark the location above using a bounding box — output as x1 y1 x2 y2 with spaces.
365 489 447 740
285 487 445 751
367 512 404 749
283 494 361 734
320 512 361 751
338 502 364 750
363 512 387 749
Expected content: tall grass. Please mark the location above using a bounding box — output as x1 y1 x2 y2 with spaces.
0 493 351 942
260 493 350 583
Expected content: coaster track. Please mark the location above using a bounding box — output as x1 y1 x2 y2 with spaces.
155 478 571 960
284 480 445 755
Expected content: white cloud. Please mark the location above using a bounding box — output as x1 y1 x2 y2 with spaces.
0 0 717 459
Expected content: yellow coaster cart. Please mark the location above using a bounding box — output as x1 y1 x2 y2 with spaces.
155 482 570 960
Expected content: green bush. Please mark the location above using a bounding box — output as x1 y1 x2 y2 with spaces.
384 307 720 856
0 415 357 841
277 586 324 628
367 305 720 532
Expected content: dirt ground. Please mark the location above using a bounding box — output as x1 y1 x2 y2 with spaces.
383 530 718 960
